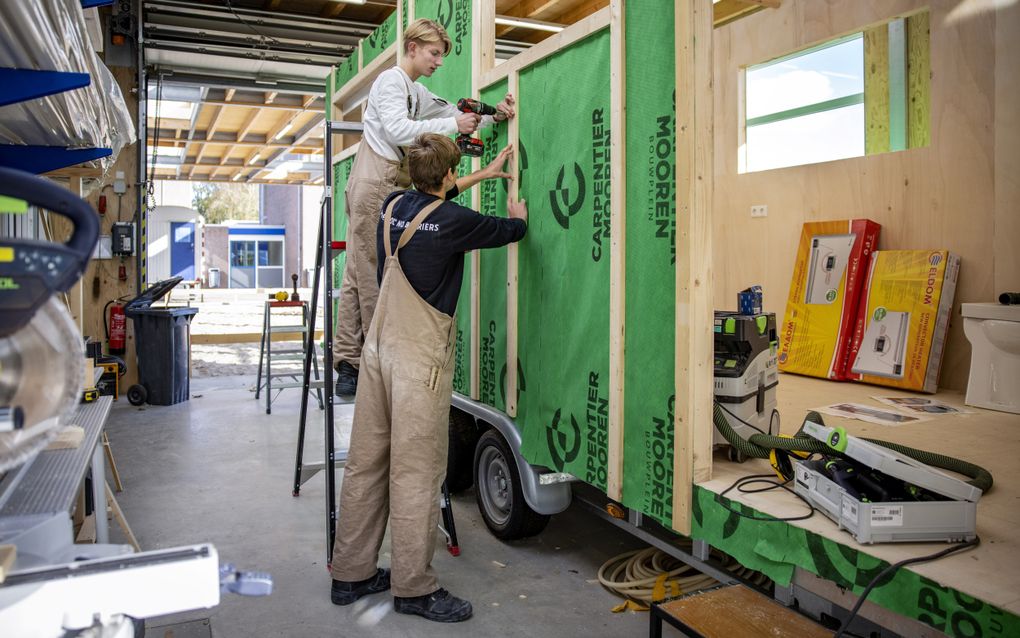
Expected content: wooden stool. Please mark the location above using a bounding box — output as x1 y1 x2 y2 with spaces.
650 584 829 637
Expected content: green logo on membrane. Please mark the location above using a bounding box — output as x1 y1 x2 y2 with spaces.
874 307 887 321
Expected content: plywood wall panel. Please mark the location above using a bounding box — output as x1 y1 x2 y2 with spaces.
713 0 1006 391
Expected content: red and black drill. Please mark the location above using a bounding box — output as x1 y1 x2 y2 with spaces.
455 98 498 157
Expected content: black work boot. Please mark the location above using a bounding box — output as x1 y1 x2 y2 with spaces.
394 588 473 623
334 361 358 398
331 568 390 605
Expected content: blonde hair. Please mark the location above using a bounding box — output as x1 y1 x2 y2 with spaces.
408 133 461 192
403 18 451 55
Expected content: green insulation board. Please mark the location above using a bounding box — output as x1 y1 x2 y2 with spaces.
478 79 510 411
330 157 354 316
417 0 473 395
693 486 1019 638
363 12 397 68
620 0 677 529
334 46 360 94
516 30 611 492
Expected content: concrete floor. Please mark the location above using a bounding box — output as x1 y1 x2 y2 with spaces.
104 375 652 637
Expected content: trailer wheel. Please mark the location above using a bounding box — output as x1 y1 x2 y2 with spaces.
127 384 147 406
474 430 549 540
446 408 479 493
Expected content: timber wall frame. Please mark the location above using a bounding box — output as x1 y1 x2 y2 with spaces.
325 0 714 536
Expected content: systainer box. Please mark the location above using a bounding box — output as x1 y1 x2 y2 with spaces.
846 250 960 393
778 220 881 380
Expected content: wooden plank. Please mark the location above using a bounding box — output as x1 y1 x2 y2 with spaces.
506 70 520 418
191 331 324 345
658 585 829 637
906 10 930 149
864 24 890 155
606 0 625 501
479 7 611 90
673 0 714 536
332 142 360 165
333 42 398 109
478 0 497 76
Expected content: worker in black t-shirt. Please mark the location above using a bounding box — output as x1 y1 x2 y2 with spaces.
328 133 527 623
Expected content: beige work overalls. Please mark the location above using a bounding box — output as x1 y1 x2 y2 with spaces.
330 195 457 598
332 141 412 368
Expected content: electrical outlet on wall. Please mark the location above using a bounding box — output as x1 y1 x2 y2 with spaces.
751 205 768 218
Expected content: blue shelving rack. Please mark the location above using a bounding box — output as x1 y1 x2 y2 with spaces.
0 7 113 175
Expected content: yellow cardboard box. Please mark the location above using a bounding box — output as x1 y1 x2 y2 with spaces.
846 250 960 393
778 220 881 380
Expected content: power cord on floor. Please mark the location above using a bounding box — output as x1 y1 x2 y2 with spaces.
833 537 981 638
716 402 780 436
715 473 816 523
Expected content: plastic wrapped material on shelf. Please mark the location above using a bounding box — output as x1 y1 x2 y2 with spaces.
0 0 135 174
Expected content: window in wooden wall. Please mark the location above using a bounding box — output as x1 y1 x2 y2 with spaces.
740 10 930 173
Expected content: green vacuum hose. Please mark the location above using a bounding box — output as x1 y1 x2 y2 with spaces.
712 403 994 494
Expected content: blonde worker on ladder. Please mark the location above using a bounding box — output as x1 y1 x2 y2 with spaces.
333 17 516 397
328 134 527 621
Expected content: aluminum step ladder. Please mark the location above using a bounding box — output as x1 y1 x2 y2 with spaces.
292 120 460 568
255 300 323 415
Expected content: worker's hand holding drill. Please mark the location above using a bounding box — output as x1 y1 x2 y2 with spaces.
455 94 516 156
456 111 482 134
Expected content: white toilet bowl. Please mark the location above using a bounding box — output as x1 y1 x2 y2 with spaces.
962 302 1020 414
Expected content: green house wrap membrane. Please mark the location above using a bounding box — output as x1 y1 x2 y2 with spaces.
334 48 359 94
621 0 677 529
330 157 354 316
478 80 510 411
692 487 1019 638
363 12 396 68
516 31 611 492
417 0 473 395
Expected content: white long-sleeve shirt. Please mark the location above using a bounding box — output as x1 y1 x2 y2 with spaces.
362 66 494 161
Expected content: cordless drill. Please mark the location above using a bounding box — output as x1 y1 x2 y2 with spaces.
455 98 497 157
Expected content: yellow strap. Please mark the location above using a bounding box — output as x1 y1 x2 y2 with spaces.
610 599 649 613
652 573 668 601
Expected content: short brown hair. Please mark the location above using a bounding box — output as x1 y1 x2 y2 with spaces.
408 133 461 192
403 18 451 55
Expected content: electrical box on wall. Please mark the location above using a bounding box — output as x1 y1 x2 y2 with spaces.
112 222 134 256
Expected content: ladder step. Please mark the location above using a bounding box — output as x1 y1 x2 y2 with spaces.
269 326 308 333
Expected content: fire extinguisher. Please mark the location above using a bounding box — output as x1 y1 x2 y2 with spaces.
108 303 126 355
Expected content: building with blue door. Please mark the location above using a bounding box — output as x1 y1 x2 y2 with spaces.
149 205 202 284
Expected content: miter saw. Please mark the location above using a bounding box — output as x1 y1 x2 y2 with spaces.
0 166 97 472
0 168 271 637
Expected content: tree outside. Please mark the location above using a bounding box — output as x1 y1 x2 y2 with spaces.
193 182 259 224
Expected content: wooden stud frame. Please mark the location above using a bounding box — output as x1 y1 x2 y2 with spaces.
323 0 714 534
606 0 626 501
675 0 715 534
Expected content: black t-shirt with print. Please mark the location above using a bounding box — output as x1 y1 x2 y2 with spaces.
376 188 526 316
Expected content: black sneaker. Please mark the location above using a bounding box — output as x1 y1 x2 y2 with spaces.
394 588 472 623
334 361 358 398
331 568 390 605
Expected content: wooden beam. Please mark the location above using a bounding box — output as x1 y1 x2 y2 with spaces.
333 42 398 108
506 70 520 418
205 105 226 138
321 2 346 18
673 0 714 536
906 11 930 149
864 24 890 155
606 0 625 501
236 108 261 142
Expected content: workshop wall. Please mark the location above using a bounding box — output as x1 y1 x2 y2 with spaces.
711 0 1020 391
